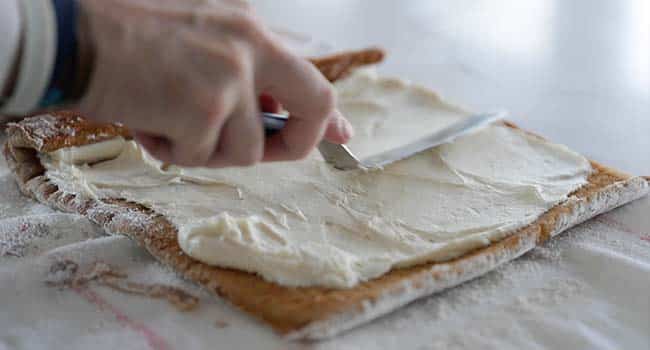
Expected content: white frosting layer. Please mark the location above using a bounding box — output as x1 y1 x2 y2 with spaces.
336 70 469 160
49 137 126 165
41 71 592 288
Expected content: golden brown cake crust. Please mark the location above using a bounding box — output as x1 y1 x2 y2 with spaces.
3 49 648 340
309 47 385 82
6 110 131 152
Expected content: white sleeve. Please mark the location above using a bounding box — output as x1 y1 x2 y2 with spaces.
1 0 57 115
0 0 22 103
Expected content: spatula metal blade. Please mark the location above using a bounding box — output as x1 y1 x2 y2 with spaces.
319 111 506 170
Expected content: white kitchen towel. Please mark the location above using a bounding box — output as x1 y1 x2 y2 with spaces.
1 134 649 350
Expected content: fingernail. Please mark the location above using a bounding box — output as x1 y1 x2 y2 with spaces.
339 116 354 140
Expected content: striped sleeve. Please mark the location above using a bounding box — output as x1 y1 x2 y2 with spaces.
0 0 22 106
1 0 57 115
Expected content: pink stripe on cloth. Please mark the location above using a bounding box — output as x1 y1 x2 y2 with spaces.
73 286 171 350
596 215 648 241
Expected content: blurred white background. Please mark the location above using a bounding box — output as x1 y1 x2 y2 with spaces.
253 0 649 175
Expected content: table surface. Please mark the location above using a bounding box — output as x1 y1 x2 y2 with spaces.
255 0 649 175
1 1 649 350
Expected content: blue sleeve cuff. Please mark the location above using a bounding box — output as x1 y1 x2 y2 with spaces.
39 0 79 108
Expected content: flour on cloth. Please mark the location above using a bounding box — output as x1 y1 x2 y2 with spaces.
38 71 592 288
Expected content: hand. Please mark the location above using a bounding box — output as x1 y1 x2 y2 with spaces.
77 0 353 167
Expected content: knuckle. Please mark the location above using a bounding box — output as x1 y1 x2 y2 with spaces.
228 13 260 37
172 148 208 167
314 85 336 117
236 0 254 12
196 87 237 124
233 12 258 29
203 113 224 136
219 44 249 79
175 156 202 167
232 149 262 167
290 145 314 161
321 85 337 108
194 37 251 80
232 135 264 167
203 95 230 121
186 104 224 140
230 55 248 79
258 38 287 62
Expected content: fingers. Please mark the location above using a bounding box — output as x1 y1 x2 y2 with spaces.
256 48 338 162
258 93 354 145
258 92 354 145
136 90 262 168
323 109 354 144
207 85 264 167
139 89 233 166
128 87 233 166
134 131 173 162
81 0 352 169
170 122 220 167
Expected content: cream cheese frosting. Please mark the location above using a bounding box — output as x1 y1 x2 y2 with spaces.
335 70 469 160
40 70 592 288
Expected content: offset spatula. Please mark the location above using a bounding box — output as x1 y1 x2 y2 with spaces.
262 111 506 170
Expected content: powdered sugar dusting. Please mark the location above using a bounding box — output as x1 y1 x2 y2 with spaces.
316 221 648 349
0 214 105 259
45 259 199 311
1 131 649 348
13 114 61 148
